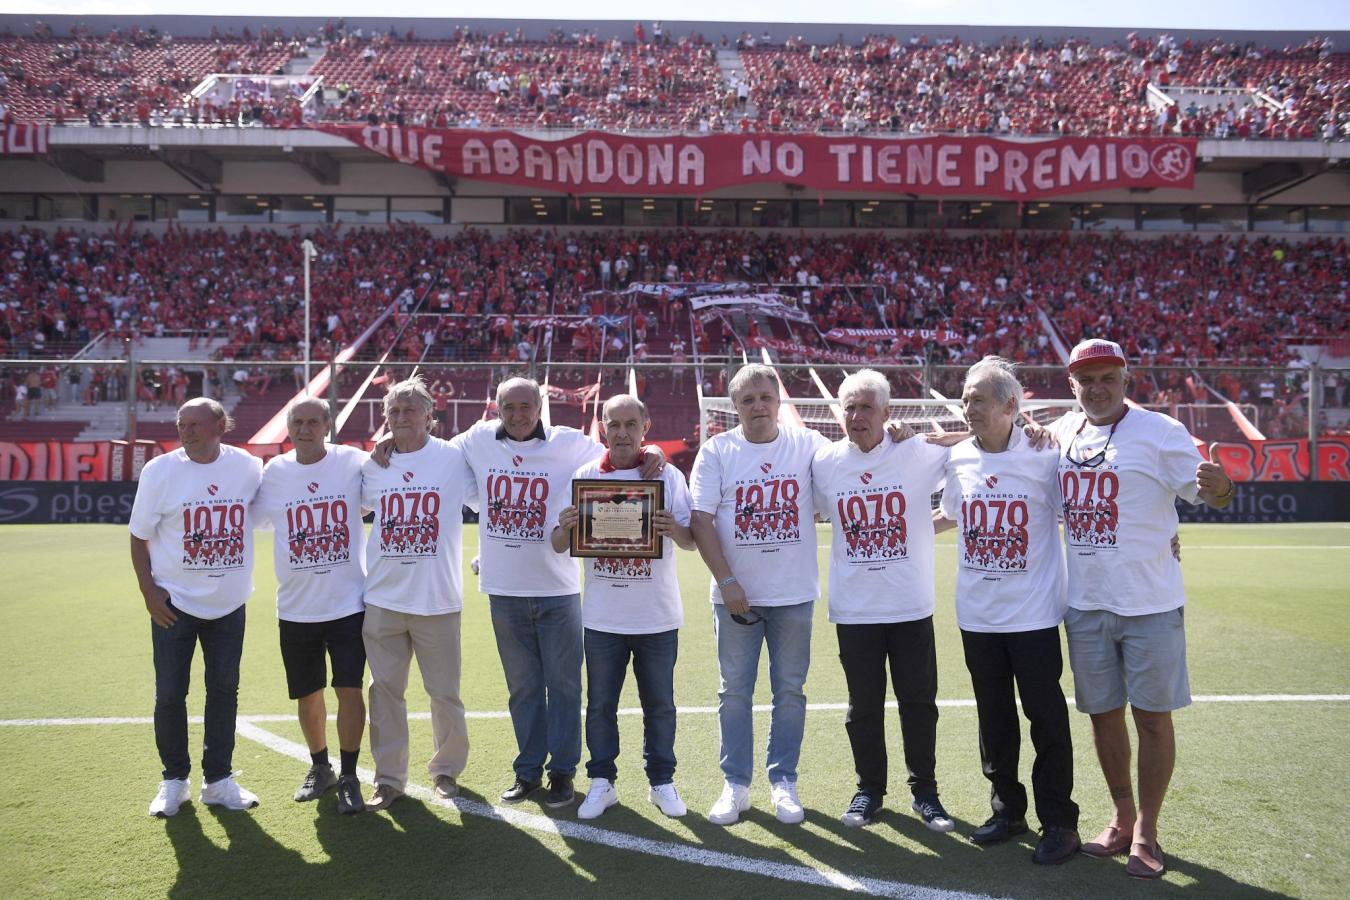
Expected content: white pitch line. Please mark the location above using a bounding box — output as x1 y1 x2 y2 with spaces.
235 720 993 900
1179 545 1350 550
2 694 1346 729
815 545 1350 553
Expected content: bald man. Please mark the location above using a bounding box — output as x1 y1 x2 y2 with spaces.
253 398 369 814
131 398 263 818
551 395 697 820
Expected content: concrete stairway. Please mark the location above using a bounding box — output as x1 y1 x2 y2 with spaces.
716 49 757 122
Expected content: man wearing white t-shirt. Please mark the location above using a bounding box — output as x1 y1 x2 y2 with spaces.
936 358 1080 865
811 370 956 833
690 363 828 826
456 377 665 809
1056 340 1234 880
130 398 263 818
550 395 697 821
253 399 368 814
360 377 476 812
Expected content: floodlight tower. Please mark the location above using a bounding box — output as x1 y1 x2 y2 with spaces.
301 238 317 393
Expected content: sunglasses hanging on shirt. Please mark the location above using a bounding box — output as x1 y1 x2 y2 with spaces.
1066 408 1128 469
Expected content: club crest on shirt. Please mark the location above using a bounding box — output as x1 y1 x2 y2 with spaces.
206 484 219 496
860 472 873 485
512 455 523 467
402 470 415 483
760 462 772 473
986 475 999 488
307 482 319 494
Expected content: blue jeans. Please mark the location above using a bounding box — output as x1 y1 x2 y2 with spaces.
583 628 678 786
712 601 814 787
151 602 246 784
489 594 583 781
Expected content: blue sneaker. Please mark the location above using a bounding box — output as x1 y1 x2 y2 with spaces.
841 791 882 827
912 795 955 832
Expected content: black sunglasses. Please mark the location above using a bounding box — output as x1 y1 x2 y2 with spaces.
731 610 764 626
1066 409 1126 469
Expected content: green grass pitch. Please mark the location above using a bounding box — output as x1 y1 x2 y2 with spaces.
0 522 1346 899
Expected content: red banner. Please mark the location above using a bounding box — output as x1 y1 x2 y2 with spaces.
0 123 49 156
0 441 111 481
1210 438 1349 482
751 337 880 366
318 127 1196 198
0 439 378 481
825 327 964 347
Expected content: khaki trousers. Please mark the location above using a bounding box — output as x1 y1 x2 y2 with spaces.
362 604 468 791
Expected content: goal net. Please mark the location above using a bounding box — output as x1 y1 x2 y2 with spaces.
696 394 1079 510
698 396 1080 445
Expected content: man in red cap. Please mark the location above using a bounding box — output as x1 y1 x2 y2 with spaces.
1055 338 1234 880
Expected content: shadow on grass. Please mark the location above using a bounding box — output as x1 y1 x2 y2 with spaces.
164 804 311 899
159 788 1295 899
163 785 590 898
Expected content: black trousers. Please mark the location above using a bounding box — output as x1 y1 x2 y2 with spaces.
960 627 1079 829
836 617 939 798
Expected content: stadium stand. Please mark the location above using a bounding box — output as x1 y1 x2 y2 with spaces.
0 24 298 125
741 33 1348 138
1 224 1343 444
0 18 1346 458
1 22 1345 138
309 31 725 130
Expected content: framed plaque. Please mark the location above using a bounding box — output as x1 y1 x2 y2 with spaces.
570 478 664 559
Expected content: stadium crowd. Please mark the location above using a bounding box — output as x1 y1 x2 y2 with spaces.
2 226 1342 367
1 22 1346 137
742 33 1348 139
0 22 298 125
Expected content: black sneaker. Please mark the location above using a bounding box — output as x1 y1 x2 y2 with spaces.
500 777 541 804
971 812 1030 846
911 795 955 833
336 774 364 815
544 773 575 808
840 791 882 827
1034 826 1082 865
294 763 338 802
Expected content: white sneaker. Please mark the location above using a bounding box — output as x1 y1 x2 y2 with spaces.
770 780 805 824
648 783 688 818
200 775 260 811
149 778 190 818
577 779 618 820
707 781 751 825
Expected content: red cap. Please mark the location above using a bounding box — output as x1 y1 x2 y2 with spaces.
1067 339 1127 373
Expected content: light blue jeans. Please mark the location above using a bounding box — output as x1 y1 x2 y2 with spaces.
489 593 584 781
712 601 814 787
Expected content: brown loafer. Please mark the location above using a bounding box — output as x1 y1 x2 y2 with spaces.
1126 841 1166 879
366 783 404 812
1082 825 1132 858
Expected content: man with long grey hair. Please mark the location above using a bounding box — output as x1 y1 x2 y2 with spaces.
361 376 476 812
